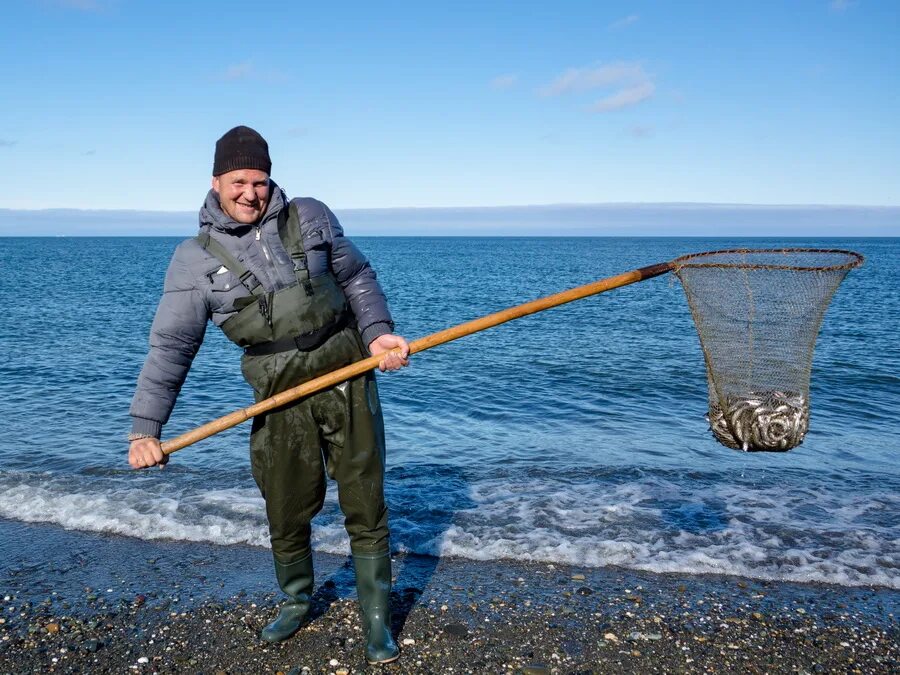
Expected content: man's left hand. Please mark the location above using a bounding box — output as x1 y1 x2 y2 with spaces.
368 334 411 372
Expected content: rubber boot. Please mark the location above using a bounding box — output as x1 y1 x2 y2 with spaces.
260 553 314 642
352 552 400 664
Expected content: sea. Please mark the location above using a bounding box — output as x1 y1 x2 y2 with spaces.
0 236 897 589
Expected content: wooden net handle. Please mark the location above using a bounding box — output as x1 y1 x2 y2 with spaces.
161 260 674 455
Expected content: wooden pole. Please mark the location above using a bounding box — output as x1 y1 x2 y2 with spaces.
160 260 674 455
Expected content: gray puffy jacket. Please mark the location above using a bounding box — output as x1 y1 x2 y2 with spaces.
129 183 394 438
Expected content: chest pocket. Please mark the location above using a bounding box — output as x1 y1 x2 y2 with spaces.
205 266 252 326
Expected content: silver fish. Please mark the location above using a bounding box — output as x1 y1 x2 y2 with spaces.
706 391 808 452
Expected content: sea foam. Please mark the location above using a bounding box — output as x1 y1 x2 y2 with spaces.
2 470 896 589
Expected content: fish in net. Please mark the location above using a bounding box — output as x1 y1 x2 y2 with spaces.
673 249 863 452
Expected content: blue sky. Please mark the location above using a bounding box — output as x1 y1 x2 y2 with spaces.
1 0 898 211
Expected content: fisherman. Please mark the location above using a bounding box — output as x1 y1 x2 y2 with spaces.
127 126 409 664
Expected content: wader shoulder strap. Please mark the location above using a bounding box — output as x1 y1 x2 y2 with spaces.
196 231 264 295
277 203 312 287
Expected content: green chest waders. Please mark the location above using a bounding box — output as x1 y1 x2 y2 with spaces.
198 205 395 657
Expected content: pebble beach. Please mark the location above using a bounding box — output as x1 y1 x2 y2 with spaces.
1 521 896 674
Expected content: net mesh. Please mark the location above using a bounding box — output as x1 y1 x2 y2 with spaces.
673 249 863 452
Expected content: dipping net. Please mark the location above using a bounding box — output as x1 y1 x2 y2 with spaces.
672 249 864 452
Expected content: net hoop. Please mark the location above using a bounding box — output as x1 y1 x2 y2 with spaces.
672 248 864 273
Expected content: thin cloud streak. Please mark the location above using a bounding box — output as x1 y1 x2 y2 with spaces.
628 125 654 138
284 126 309 138
591 82 655 112
538 62 647 97
0 140 17 148
538 61 656 113
221 63 253 80
216 62 287 83
829 0 855 11
609 14 640 30
490 74 518 90
52 0 106 10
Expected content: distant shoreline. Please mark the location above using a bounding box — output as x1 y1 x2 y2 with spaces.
1 234 897 238
2 203 897 237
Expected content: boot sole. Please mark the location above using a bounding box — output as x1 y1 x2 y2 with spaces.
366 650 401 665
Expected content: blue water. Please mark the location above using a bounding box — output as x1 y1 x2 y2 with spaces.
0 236 897 588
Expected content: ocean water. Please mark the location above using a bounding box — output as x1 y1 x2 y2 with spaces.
0 236 897 589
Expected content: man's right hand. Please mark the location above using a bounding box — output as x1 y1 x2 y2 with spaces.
128 438 169 469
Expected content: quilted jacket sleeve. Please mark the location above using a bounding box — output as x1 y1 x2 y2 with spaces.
129 240 209 438
293 198 395 349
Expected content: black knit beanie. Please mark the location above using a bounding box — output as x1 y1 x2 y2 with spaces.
212 126 272 176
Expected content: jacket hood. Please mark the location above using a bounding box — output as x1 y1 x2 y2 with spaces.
199 180 287 234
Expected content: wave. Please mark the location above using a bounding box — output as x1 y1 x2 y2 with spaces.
1 470 897 589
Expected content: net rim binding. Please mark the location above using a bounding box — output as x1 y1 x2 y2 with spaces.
671 247 864 272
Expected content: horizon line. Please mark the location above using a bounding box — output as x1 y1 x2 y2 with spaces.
3 200 900 215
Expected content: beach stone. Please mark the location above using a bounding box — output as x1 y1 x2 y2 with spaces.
520 664 550 675
402 638 415 645
576 586 593 596
443 622 468 638
137 656 149 664
82 639 101 653
46 623 60 634
572 574 586 581
604 632 619 643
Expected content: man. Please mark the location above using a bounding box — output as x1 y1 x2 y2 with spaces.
128 126 409 664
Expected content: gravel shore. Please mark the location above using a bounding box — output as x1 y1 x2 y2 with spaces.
0 521 896 674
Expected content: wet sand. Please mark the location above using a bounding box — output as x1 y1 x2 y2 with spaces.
0 520 897 673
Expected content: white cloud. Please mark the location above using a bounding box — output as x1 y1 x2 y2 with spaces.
285 126 309 138
590 82 656 112
538 61 656 113
52 0 107 10
609 14 640 30
490 74 518 90
538 62 647 97
627 125 654 138
221 63 253 80
829 0 856 11
216 62 286 83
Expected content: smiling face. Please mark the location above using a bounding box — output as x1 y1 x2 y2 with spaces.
212 169 271 224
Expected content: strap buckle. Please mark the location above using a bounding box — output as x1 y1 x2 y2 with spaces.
239 270 261 293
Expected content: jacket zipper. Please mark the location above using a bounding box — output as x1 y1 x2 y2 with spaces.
256 225 273 263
